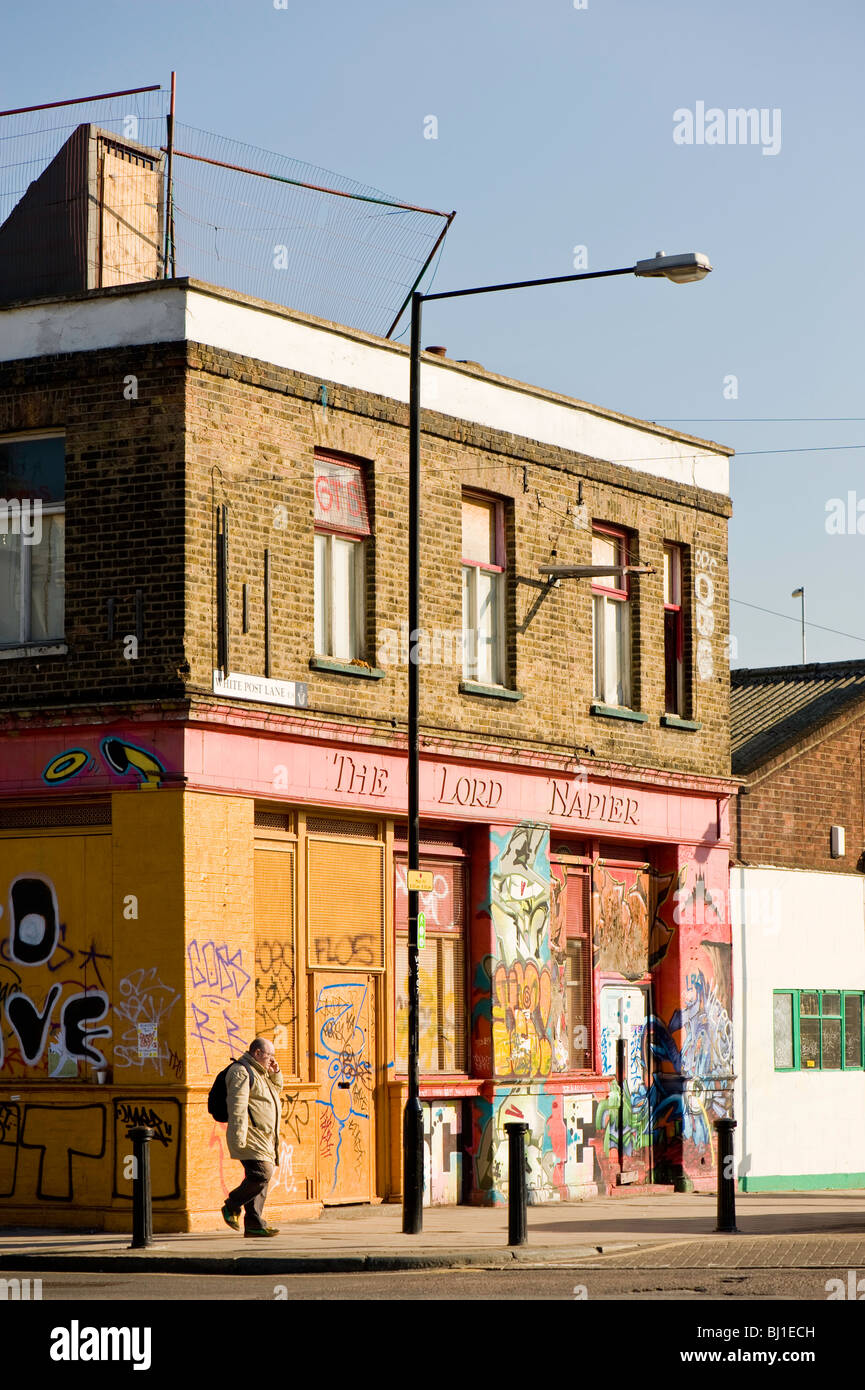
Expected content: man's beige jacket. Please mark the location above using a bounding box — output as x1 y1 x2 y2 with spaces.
225 1052 283 1164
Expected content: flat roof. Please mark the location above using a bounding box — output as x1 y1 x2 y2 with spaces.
0 277 733 495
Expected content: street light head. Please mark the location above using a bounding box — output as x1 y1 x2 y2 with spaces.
634 251 713 283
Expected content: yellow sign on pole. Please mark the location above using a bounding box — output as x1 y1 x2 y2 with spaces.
407 869 434 892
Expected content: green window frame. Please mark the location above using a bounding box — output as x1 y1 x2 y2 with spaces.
773 989 864 1071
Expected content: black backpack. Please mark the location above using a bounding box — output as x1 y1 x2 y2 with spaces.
207 1059 240 1122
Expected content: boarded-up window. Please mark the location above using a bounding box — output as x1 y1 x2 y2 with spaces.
307 836 384 970
395 856 467 1074
253 846 296 1075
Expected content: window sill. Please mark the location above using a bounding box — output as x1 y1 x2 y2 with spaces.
0 642 67 661
309 656 385 680
459 680 523 702
590 702 648 723
660 714 703 732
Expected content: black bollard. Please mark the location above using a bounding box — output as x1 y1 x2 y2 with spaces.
714 1116 738 1233
505 1120 529 1246
129 1125 155 1249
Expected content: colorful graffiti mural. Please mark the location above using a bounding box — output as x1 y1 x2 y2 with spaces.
481 823 569 1080
41 737 166 788
592 957 734 1188
314 981 373 1200
473 1086 596 1204
593 862 650 980
422 1101 462 1206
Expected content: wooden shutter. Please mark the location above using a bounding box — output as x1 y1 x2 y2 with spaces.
253 847 296 1076
307 836 384 969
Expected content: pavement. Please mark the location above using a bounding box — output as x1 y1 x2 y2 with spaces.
2 1190 865 1274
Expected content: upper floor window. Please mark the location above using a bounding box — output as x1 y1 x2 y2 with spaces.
663 543 684 714
462 492 505 686
0 434 65 648
591 526 631 707
313 453 371 661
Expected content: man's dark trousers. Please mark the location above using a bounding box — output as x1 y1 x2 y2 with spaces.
227 1160 274 1230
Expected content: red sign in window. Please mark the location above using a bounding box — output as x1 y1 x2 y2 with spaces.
314 457 371 536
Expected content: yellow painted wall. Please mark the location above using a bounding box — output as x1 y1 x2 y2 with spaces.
0 791 187 1230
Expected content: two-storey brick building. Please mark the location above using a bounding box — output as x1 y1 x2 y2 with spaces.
0 272 735 1230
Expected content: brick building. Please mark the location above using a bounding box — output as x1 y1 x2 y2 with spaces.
730 663 865 1190
0 272 736 1229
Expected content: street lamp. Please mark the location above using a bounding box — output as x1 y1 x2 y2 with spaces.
792 587 806 663
402 250 713 1234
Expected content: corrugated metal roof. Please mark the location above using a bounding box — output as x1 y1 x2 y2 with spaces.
731 661 865 775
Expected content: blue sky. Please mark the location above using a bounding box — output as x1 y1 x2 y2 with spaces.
3 0 863 668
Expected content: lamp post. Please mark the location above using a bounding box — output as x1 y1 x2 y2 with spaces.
402 250 713 1235
792 587 806 663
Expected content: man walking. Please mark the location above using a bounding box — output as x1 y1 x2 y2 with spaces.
221 1036 282 1237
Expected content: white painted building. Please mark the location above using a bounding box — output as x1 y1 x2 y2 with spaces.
731 662 865 1191
732 865 865 1190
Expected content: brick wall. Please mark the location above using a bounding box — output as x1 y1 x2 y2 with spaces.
732 707 865 871
0 344 187 706
1 338 732 779
184 343 732 779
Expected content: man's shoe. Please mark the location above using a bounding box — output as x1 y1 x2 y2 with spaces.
221 1202 241 1232
244 1225 280 1238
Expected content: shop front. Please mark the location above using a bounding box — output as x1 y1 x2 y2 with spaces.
0 707 732 1227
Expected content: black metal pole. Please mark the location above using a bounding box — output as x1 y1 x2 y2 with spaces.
714 1116 738 1233
129 1125 155 1249
402 290 424 1234
399 259 703 1237
506 1121 529 1245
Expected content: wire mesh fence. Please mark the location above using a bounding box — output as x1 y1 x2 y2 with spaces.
0 85 453 337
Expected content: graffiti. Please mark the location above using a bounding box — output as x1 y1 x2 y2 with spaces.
312 932 376 968
422 1102 462 1207
116 1102 173 1147
491 960 554 1076
254 939 295 1036
17 1105 106 1201
273 1138 297 1196
100 737 164 787
592 964 734 1187
209 1121 229 1198
6 985 62 1065
74 942 112 991
112 1098 181 1200
489 824 549 964
281 1092 311 1143
593 862 650 980
314 983 371 1196
8 876 59 965
41 737 166 788
42 749 89 784
474 1087 595 1204
114 968 180 1074
0 963 22 1009
479 825 570 1082
188 940 251 1003
673 873 726 928
190 1001 244 1072
694 548 716 680
1 872 113 1076
648 866 682 971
